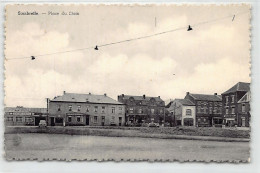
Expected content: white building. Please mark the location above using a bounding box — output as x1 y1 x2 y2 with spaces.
166 99 196 126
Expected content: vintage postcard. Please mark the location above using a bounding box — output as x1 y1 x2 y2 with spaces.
4 4 251 162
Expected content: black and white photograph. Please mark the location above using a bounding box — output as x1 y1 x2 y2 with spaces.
4 4 251 162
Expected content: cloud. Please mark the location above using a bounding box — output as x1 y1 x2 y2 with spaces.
4 6 251 107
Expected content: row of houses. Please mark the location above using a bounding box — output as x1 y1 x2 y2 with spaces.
166 82 250 127
4 82 250 127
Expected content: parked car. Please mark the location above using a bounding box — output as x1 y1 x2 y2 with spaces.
39 120 47 127
148 122 159 127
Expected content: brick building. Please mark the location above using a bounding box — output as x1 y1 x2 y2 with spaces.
4 106 47 126
48 92 125 126
117 94 165 126
222 82 250 127
185 92 222 127
166 99 196 126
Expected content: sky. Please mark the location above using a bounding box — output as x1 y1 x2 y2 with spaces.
4 4 251 107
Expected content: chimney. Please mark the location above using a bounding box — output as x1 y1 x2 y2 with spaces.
63 91 66 95
89 92 91 95
122 94 124 97
143 94 146 99
214 93 217 95
104 93 107 97
158 96 160 99
186 92 190 95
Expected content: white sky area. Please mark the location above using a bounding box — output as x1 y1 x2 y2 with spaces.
4 5 251 108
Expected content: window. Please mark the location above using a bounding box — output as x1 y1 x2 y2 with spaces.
160 109 163 114
94 116 98 123
112 107 115 114
69 105 72 111
129 108 134 114
213 107 217 114
231 95 235 103
86 106 89 112
102 106 105 113
77 105 81 112
226 107 229 114
68 116 72 122
76 116 81 122
225 96 229 104
7 117 13 121
231 106 235 114
209 107 213 114
111 116 115 122
186 109 191 116
94 106 98 113
119 107 122 111
16 117 23 122
138 108 143 114
55 117 63 123
242 103 246 112
151 109 155 114
203 118 207 122
58 105 61 111
9 112 13 115
197 106 201 113
25 117 32 122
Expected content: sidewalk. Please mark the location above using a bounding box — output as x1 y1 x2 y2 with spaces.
5 126 250 142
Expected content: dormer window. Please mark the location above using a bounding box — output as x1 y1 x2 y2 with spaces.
69 105 72 111
58 105 61 111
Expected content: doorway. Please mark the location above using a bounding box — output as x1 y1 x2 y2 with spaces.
241 117 246 127
50 117 55 126
101 116 105 126
119 117 122 126
86 116 89 125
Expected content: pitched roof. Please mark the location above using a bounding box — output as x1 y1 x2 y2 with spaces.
121 95 164 102
51 92 123 105
189 94 222 101
4 106 47 113
175 99 195 106
238 91 251 103
222 82 250 95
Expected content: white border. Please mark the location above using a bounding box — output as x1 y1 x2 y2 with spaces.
0 1 259 173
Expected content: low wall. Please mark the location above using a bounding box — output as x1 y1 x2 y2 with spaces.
5 126 250 142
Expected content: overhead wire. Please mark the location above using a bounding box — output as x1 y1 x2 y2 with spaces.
6 10 249 61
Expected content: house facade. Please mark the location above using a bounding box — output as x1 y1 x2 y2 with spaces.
166 99 196 126
185 92 222 127
117 94 165 126
237 91 251 127
221 82 250 127
48 92 125 126
4 106 47 126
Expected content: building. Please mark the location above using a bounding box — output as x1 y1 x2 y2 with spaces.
117 94 165 126
185 92 222 127
48 92 125 126
237 91 251 127
166 99 196 126
4 106 47 126
222 82 250 127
